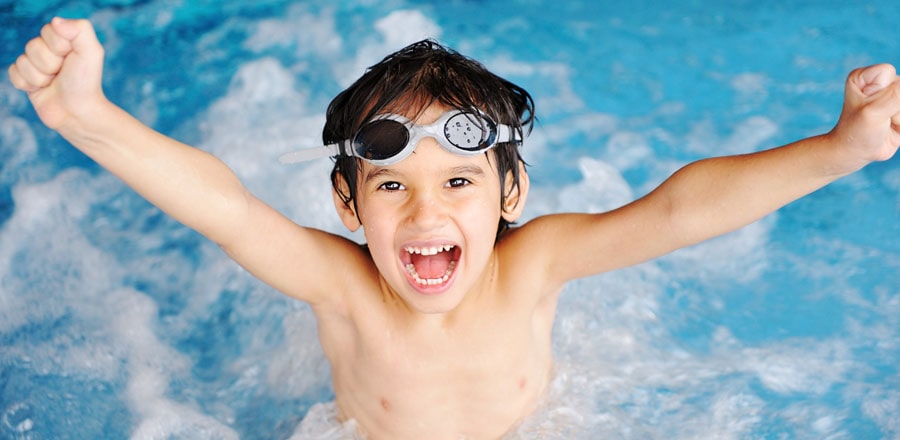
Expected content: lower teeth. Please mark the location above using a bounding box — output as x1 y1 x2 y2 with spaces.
406 261 457 286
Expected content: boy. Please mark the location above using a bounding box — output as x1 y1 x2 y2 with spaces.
8 17 899 439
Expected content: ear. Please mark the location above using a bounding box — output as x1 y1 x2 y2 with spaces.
500 160 529 223
331 174 362 232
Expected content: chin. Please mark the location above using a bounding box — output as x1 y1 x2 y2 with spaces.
399 280 469 315
402 289 466 315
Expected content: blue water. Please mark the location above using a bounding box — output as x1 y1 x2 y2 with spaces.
2 1 899 438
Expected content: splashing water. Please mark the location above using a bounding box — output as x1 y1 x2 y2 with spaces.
1 1 899 438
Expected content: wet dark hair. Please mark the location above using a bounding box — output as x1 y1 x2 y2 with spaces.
324 39 535 239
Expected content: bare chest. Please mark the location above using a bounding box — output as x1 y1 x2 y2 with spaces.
327 310 554 438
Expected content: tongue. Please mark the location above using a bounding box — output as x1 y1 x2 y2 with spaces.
410 251 453 279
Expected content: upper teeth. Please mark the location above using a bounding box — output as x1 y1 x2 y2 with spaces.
405 245 454 256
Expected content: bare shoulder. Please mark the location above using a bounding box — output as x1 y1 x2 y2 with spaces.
498 212 599 256
496 207 668 288
220 195 380 312
493 213 590 296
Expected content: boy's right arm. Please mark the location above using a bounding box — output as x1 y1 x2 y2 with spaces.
505 63 899 296
9 18 365 307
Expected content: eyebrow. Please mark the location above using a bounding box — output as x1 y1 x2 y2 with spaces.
363 164 488 184
449 165 488 177
364 167 400 184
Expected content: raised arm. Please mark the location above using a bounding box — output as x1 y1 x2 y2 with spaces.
526 64 900 286
8 18 368 306
10 18 248 242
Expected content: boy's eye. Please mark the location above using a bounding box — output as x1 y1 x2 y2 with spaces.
447 178 471 188
379 181 404 191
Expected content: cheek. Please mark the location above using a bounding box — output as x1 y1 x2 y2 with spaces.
359 217 401 276
355 193 391 231
455 195 502 241
356 202 404 258
358 208 394 246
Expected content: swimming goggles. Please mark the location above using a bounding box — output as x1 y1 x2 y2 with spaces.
278 109 520 166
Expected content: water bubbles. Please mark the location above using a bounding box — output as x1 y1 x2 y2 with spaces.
2 403 34 438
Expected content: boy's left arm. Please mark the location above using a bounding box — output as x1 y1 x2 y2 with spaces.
655 64 899 243
527 64 900 286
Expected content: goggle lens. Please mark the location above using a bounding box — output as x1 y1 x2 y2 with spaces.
443 112 496 151
353 119 410 161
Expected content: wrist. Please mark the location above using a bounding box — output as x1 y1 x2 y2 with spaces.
55 96 123 146
819 130 871 177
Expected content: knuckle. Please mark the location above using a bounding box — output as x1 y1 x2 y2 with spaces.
878 63 897 77
14 54 30 73
890 80 900 99
24 38 41 55
74 18 95 32
7 64 22 87
13 54 47 88
848 66 866 81
879 81 900 109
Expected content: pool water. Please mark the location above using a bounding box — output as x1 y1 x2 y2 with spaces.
2 0 899 438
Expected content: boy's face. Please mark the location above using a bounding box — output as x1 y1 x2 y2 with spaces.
338 104 511 315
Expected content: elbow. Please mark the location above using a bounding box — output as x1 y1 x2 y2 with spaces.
651 165 709 249
203 186 255 249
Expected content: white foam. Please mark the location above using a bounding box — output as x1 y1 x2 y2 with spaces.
334 9 444 88
290 402 362 440
375 10 442 47
4 3 899 439
114 289 238 440
663 216 772 284
1 402 34 435
744 343 850 395
604 130 655 171
560 157 635 213
524 155 634 220
730 72 770 112
861 389 900 437
199 56 319 179
245 6 341 57
0 170 119 338
0 117 38 185
779 403 849 438
882 167 900 194
489 55 585 113
686 115 779 156
0 165 239 437
265 307 331 398
194 53 356 236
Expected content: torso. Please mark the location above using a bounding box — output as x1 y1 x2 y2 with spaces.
313 243 561 439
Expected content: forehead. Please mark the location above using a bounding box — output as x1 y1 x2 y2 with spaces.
359 142 499 182
404 102 450 124
368 98 452 125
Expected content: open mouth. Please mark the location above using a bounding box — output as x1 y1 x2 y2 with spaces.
401 244 461 288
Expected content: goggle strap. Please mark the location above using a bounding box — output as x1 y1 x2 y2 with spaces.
496 123 517 144
277 142 343 164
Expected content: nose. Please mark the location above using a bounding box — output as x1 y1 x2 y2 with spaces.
406 189 447 231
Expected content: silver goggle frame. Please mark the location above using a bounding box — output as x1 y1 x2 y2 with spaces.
278 109 518 166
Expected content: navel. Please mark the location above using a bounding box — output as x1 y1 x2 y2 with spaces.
380 397 391 412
